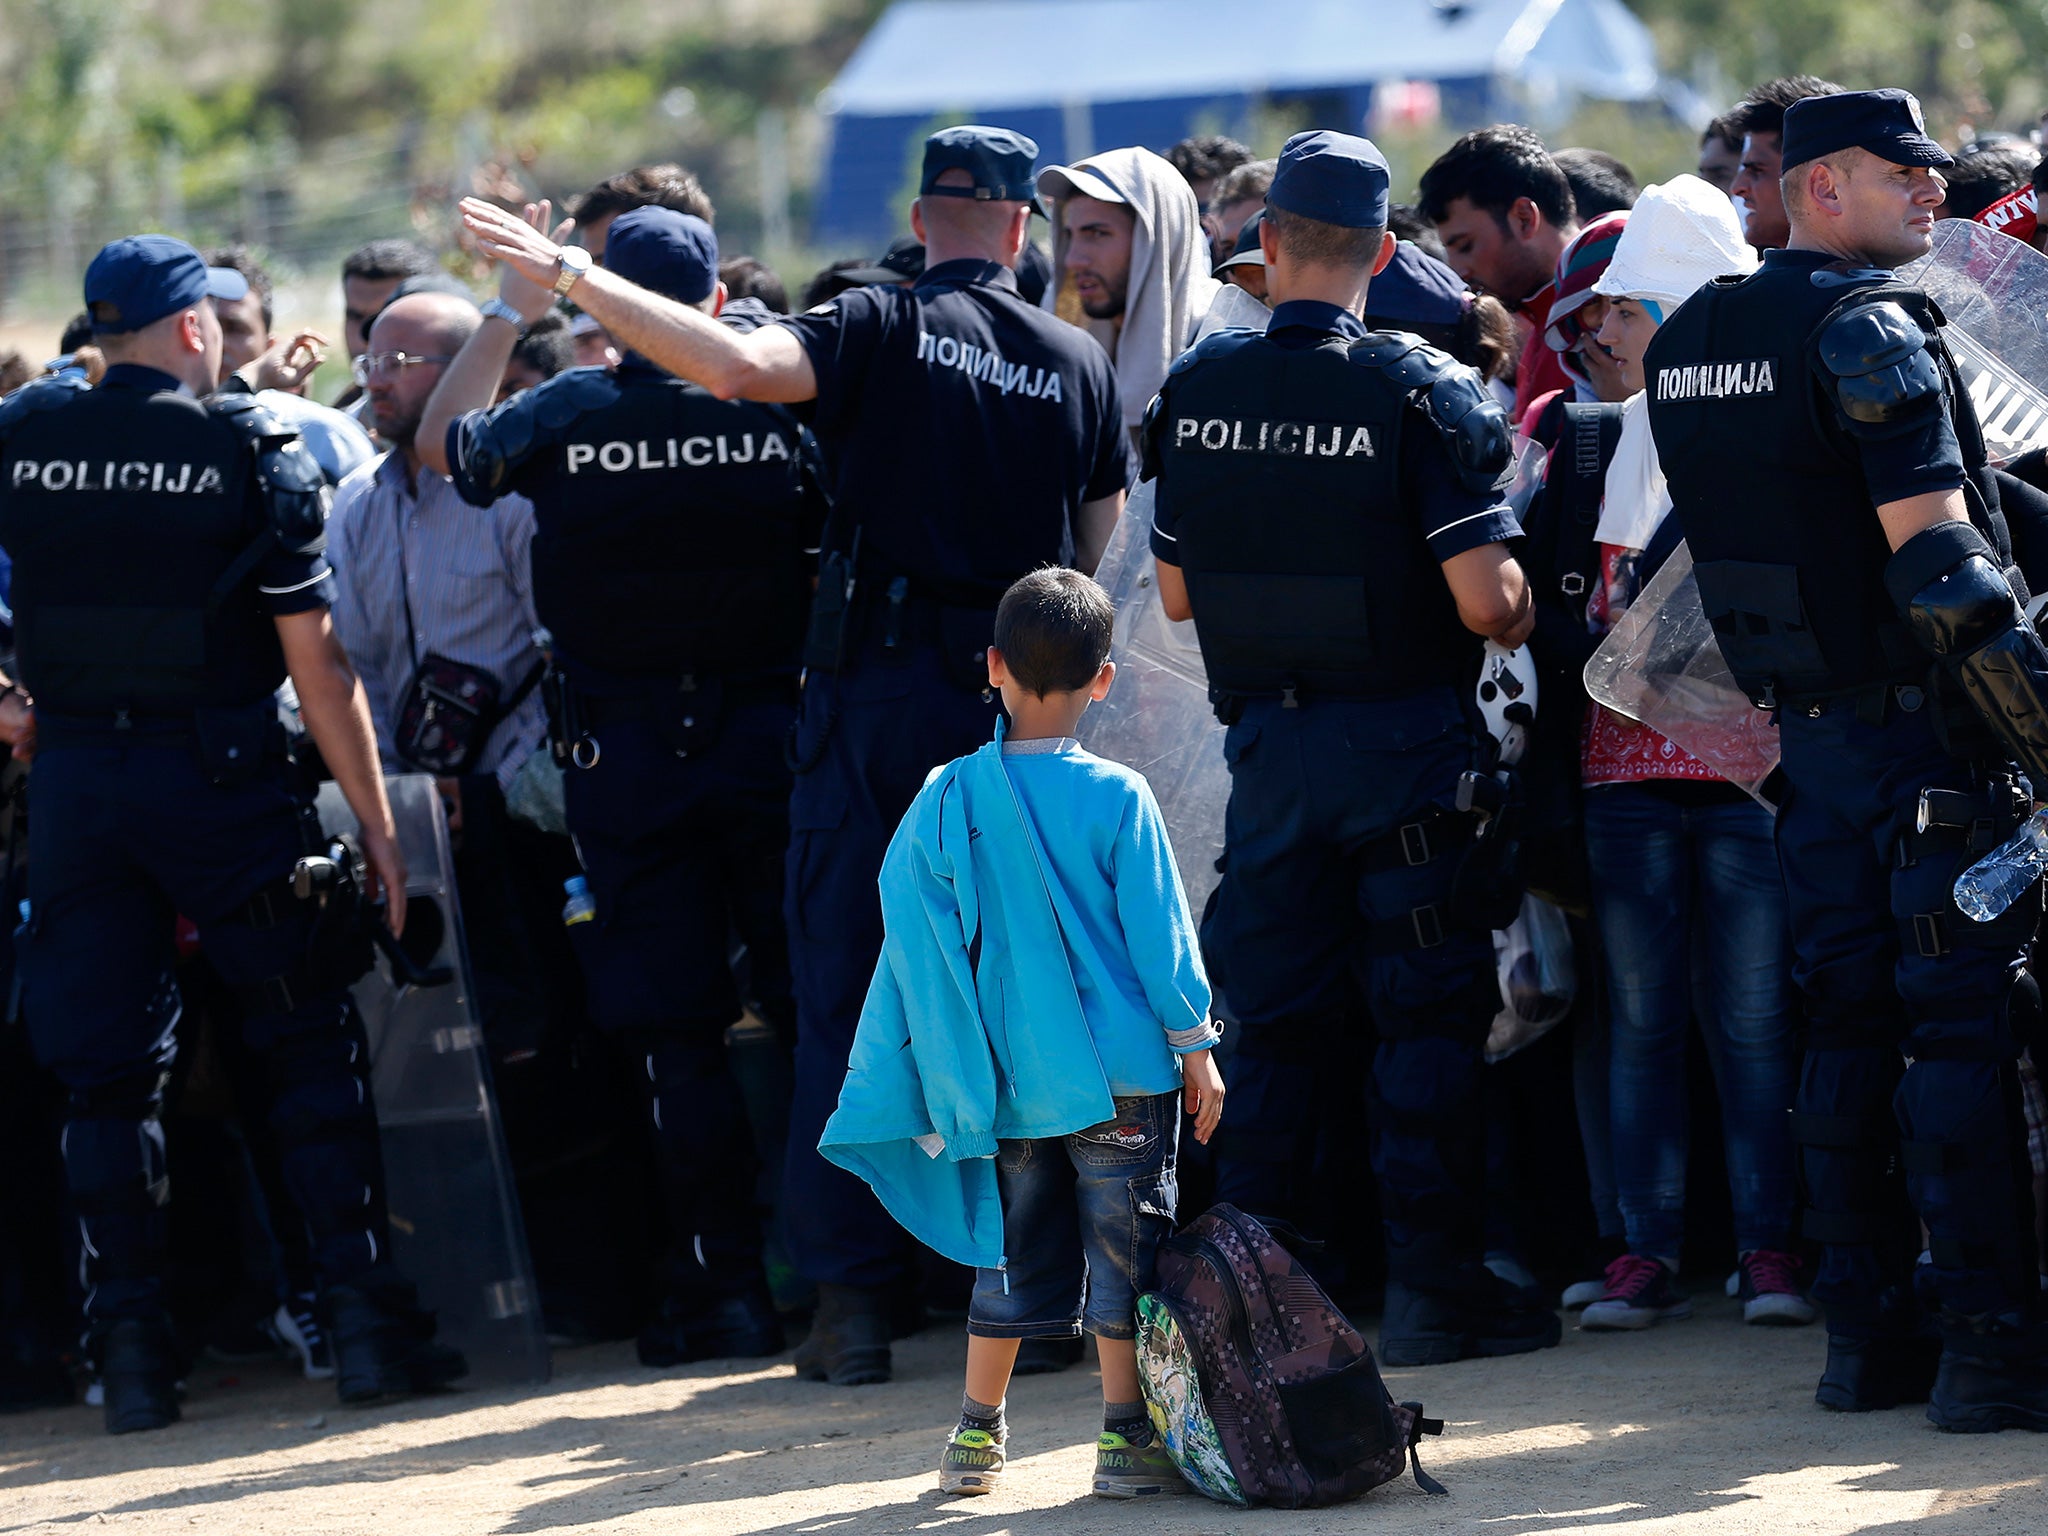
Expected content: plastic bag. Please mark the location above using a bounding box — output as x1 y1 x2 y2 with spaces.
1485 893 1575 1063
1581 541 1780 806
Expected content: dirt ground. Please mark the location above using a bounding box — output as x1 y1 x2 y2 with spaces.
3 1292 2043 1536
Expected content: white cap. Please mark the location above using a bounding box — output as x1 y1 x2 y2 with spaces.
1036 162 1129 205
1593 174 1756 311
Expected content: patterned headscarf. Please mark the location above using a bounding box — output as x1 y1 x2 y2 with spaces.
1544 211 1629 355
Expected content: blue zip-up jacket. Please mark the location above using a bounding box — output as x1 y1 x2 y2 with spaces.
819 724 1216 1269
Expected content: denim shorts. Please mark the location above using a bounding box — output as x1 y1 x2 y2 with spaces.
968 1091 1180 1341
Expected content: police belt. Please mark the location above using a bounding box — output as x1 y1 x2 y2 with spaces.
1208 673 1467 724
576 673 798 727
841 576 1004 694
35 708 206 750
1768 678 1930 725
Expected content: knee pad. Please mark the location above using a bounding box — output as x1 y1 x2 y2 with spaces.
636 1034 749 1145
62 1103 170 1215
69 1066 168 1123
262 1000 377 1151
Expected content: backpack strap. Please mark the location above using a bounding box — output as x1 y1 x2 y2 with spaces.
1551 401 1625 600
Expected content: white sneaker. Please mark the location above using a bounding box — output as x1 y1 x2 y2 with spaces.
269 1300 337 1380
1733 1250 1817 1326
1579 1255 1692 1331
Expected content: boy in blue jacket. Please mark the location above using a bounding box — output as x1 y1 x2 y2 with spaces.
823 567 1223 1500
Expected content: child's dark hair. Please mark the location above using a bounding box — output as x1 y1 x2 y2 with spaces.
993 567 1114 697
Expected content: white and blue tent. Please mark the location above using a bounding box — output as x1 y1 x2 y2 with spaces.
814 0 1664 244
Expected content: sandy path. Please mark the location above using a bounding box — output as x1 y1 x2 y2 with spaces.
2 1292 2041 1535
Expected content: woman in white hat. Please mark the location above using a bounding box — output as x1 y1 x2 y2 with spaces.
1573 177 1814 1334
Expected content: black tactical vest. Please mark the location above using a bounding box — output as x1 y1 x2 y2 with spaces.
0 374 287 716
1157 332 1474 701
510 365 821 689
1646 262 2006 701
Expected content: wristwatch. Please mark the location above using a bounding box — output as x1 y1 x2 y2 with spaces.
552 245 592 298
479 298 527 336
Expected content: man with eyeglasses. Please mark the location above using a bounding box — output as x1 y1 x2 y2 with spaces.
328 294 574 1205
332 290 550 815
0 235 465 1432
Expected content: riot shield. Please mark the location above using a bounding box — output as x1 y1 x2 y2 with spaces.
1075 480 1229 915
1581 542 1780 805
314 773 549 1385
1902 218 2048 464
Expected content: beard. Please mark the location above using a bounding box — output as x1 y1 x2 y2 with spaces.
370 400 420 449
1078 282 1128 320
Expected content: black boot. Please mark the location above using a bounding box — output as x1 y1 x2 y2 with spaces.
93 1317 180 1435
1927 1316 2048 1433
1380 1271 1562 1368
325 1279 468 1405
638 1288 784 1367
1815 1332 1940 1412
793 1284 892 1385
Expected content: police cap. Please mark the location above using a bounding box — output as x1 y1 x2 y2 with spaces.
606 207 720 304
1366 241 1469 329
84 234 250 334
1214 210 1265 275
921 125 1044 210
839 235 926 285
1266 130 1392 230
1781 88 1954 171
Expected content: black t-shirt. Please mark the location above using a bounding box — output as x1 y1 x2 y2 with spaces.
0 364 330 714
1763 248 1965 505
447 360 826 692
778 258 1130 603
1150 301 1519 567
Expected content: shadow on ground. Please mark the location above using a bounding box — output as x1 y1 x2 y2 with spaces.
0 1295 2040 1536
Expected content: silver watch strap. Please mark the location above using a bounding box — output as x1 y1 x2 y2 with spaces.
480 298 527 336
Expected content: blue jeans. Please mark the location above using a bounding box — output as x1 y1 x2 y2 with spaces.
969 1092 1180 1341
1583 784 1798 1261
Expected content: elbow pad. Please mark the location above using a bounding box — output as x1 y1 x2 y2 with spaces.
1889 521 2048 788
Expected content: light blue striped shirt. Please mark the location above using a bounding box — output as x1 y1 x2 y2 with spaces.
328 451 546 790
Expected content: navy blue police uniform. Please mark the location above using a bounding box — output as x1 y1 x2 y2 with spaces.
772 126 1129 1381
0 237 460 1432
1146 132 1556 1368
1647 91 2048 1428
447 209 827 1365
1146 131 1561 1367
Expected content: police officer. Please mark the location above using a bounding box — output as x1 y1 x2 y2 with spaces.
459 126 1131 1385
421 206 827 1367
1145 131 1562 1367
1646 90 2047 1429
0 236 464 1433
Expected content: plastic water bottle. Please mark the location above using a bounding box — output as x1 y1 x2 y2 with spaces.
1954 808 2048 921
561 875 596 928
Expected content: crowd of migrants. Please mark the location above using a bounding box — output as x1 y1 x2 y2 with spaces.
3 69 2048 1502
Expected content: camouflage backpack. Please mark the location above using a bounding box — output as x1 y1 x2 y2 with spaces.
1135 1204 1445 1507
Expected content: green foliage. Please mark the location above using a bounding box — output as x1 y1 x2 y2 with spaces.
1635 0 2048 132
0 0 2040 326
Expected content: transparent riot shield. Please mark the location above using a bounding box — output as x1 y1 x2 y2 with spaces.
1903 218 2048 464
1582 542 1780 805
314 774 549 1385
1075 480 1229 915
